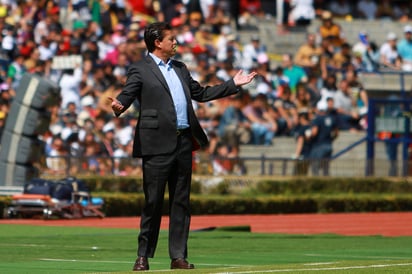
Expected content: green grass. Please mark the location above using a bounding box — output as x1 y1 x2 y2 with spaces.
0 225 412 273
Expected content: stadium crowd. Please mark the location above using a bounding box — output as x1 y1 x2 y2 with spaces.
0 0 411 177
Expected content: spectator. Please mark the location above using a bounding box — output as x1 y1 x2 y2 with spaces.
271 65 290 98
352 31 369 57
242 93 277 145
276 0 291 33
281 53 308 95
306 72 322 108
360 41 380 73
1 26 16 60
310 97 339 176
331 42 352 73
241 34 267 72
356 0 377 20
273 85 299 136
252 53 276 98
292 110 312 175
379 32 402 70
288 0 316 27
218 93 252 151
317 72 338 111
397 25 412 71
375 0 396 20
334 79 361 131
238 0 264 28
319 36 336 78
318 10 345 49
6 54 25 91
328 0 352 19
294 32 323 76
59 66 83 110
208 3 231 34
345 68 369 120
46 135 69 175
294 82 314 115
393 1 411 22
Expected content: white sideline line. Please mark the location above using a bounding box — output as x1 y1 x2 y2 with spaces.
305 253 412 260
303 262 336 266
215 262 412 273
39 258 132 264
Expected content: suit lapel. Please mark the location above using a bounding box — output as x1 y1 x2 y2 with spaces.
145 56 171 94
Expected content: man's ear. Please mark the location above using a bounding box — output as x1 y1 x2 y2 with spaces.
154 39 161 49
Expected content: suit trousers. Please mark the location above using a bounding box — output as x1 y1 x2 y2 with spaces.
137 130 193 259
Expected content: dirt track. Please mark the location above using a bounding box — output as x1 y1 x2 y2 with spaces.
1 212 412 237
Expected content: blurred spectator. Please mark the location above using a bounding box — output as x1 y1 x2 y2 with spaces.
46 135 69 175
271 65 290 98
306 72 322 108
310 97 339 176
318 10 345 49
218 93 252 151
241 34 267 72
288 0 315 27
331 42 352 73
208 3 231 34
281 53 307 95
397 25 412 71
379 32 402 70
252 53 275 98
188 11 203 34
317 72 338 110
210 140 240 175
375 0 396 20
1 26 16 60
360 41 380 73
238 0 264 28
242 93 277 145
292 110 312 175
334 79 361 131
273 85 299 136
294 82 313 115
294 32 323 76
328 0 352 19
59 66 83 110
394 1 411 22
6 54 25 91
352 31 369 57
356 0 377 20
345 68 369 120
276 0 291 33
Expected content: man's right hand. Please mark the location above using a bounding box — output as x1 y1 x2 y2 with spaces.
108 96 124 114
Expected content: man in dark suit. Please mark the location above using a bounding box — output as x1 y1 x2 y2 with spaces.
109 22 257 271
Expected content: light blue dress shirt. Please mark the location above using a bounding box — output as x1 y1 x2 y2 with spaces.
149 53 189 129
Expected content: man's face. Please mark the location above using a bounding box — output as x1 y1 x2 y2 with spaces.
158 30 177 58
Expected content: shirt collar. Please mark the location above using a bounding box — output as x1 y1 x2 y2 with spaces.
149 52 172 67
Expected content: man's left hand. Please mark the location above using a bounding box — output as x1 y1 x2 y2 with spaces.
233 70 258 86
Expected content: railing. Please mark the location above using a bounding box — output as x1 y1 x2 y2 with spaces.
41 154 411 178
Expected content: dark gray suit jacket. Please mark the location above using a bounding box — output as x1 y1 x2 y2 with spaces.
116 55 238 157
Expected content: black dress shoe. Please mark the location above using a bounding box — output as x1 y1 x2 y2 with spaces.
171 258 195 269
133 256 149 271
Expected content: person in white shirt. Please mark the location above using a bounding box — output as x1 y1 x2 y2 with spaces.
241 35 267 72
379 32 402 70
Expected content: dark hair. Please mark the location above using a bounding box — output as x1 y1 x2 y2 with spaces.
144 22 172 52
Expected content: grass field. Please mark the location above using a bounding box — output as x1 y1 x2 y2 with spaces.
1 225 412 273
